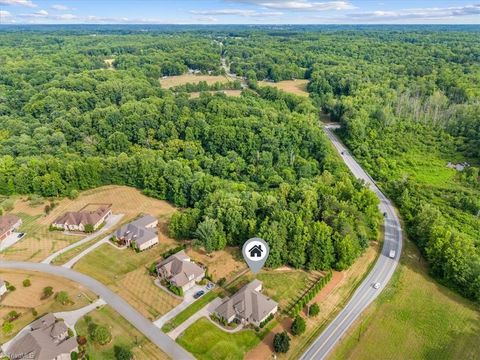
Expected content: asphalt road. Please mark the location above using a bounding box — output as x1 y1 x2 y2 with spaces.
0 261 194 360
300 126 403 360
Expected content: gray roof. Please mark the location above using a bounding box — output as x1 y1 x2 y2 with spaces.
215 280 277 323
115 215 158 247
7 314 77 360
157 250 204 287
53 206 111 227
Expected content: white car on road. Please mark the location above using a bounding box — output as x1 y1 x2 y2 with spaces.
373 282 381 289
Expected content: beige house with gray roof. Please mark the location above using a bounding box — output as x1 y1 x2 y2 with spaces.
214 280 278 326
6 313 77 360
156 250 205 291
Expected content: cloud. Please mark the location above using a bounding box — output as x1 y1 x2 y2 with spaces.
0 10 12 17
191 9 282 17
19 9 48 17
345 3 480 21
0 0 36 7
228 0 355 11
194 16 219 23
51 4 70 11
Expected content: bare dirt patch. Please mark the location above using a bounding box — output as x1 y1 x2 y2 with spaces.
259 79 309 97
0 269 96 343
160 73 231 89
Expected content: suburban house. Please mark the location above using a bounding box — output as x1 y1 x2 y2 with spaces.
51 205 111 232
156 250 205 291
115 214 159 251
214 279 278 326
6 313 78 360
0 214 22 241
0 279 7 297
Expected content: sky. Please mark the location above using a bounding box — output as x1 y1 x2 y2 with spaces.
0 0 479 25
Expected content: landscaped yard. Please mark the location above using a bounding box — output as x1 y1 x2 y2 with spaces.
74 243 181 319
329 238 480 360
0 269 96 343
177 317 275 360
75 305 169 360
162 290 219 333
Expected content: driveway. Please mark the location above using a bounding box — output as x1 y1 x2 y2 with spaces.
167 297 223 340
0 261 194 360
0 232 25 252
42 213 124 264
153 283 213 328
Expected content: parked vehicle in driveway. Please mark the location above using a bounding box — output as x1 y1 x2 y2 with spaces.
193 290 205 299
206 282 215 290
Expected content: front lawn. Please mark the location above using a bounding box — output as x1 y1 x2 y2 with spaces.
75 305 169 360
177 317 273 360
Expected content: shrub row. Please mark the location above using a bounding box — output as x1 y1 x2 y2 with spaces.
289 270 332 317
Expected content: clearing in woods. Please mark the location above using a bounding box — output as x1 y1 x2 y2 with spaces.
2 186 176 262
189 90 242 98
159 73 232 89
259 79 309 97
0 269 96 344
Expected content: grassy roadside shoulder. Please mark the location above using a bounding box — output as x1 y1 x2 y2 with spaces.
328 234 480 360
162 290 220 333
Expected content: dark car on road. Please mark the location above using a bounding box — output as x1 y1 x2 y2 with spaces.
193 290 205 299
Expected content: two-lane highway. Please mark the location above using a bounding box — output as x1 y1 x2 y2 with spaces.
300 125 403 360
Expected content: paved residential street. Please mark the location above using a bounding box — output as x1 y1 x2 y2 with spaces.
0 261 194 360
41 213 124 264
300 126 403 360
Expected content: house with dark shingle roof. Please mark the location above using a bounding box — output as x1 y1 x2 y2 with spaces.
115 214 158 251
214 280 278 326
156 250 205 291
51 205 111 232
6 313 78 360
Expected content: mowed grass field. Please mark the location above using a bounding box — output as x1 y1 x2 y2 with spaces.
259 79 309 97
329 237 480 360
0 269 96 343
74 243 181 320
75 305 169 360
160 73 231 89
2 185 176 262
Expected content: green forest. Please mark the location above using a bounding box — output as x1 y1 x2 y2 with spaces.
0 25 478 301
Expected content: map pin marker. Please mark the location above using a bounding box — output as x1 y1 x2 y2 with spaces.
242 237 269 274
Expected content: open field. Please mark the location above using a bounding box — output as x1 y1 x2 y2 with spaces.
75 305 169 360
189 90 242 98
177 317 276 360
187 246 247 283
259 79 309 96
329 237 480 360
74 243 181 320
0 269 96 343
160 73 231 89
2 186 176 262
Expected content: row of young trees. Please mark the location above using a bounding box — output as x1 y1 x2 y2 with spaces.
289 271 333 317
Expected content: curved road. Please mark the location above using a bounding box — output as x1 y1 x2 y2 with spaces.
300 126 403 360
0 261 194 360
